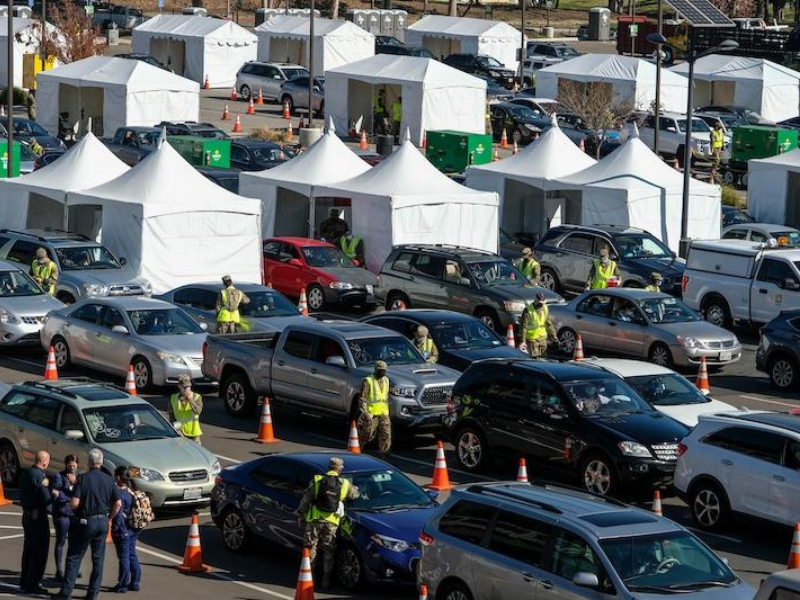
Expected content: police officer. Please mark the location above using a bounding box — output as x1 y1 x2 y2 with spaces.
373 89 387 135
31 247 57 296
413 325 438 364
585 248 621 291
319 208 348 243
216 275 250 334
520 292 554 358
339 229 365 266
518 247 541 286
295 457 359 588
20 450 51 595
168 374 203 444
391 96 402 138
644 272 663 293
358 360 391 456
54 448 121 600
710 120 724 182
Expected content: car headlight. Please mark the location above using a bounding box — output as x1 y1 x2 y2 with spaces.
503 300 528 313
390 385 417 398
156 350 184 364
524 123 538 131
211 460 221 476
489 70 500 77
329 282 354 290
618 441 653 458
83 283 108 296
371 534 410 553
140 279 153 295
677 335 703 349
0 308 18 324
133 467 164 482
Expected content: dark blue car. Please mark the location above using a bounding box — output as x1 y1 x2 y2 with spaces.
210 452 438 589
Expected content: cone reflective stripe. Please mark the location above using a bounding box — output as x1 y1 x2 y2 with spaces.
286 121 293 141
516 457 529 483
0 479 12 506
579 137 585 153
177 513 210 573
348 420 361 453
203 75 210 90
500 128 509 149
652 490 663 517
247 97 256 115
696 357 710 394
255 397 280 444
230 87 238 101
419 584 428 600
298 288 309 316
359 130 368 150
125 365 137 396
789 523 800 569
506 324 515 347
572 333 585 361
426 441 453 491
257 88 264 105
283 101 291 119
232 115 242 133
221 103 230 120
0 104 5 117
295 547 314 600
44 346 58 380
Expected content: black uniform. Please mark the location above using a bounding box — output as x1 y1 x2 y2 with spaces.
57 468 120 600
19 465 52 593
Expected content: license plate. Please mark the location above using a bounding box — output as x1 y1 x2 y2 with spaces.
183 487 202 501
719 351 732 362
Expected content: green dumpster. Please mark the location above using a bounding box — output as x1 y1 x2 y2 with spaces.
731 126 798 163
0 141 21 178
425 130 493 173
167 136 231 169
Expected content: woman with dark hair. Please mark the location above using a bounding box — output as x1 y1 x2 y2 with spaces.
50 454 79 582
111 467 142 593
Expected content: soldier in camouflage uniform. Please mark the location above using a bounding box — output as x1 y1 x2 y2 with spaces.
358 360 392 456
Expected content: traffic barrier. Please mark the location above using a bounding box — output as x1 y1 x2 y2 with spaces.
257 88 264 105
230 87 237 101
177 513 210 573
789 523 800 569
426 440 453 491
696 357 710 394
298 288 309 316
203 75 210 90
44 346 58 380
516 457 529 483
652 490 663 517
506 324 515 347
419 584 428 600
348 420 361 453
359 130 368 150
282 100 291 119
247 98 255 115
125 365 137 396
232 115 242 133
500 129 509 149
294 547 315 599
572 333 585 361
254 397 280 444
0 478 12 506
221 103 230 120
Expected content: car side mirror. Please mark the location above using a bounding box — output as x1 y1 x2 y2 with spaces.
426 489 440 500
458 277 471 287
667 126 677 132
111 325 128 334
64 429 84 441
200 322 208 331
610 253 619 261
573 572 599 589
782 278 800 291
325 356 347 368
289 258 303 267
119 257 127 266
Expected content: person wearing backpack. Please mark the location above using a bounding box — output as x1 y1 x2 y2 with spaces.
295 457 359 589
110 467 143 593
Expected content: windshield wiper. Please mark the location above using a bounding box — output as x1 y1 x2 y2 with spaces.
668 581 735 590
627 584 688 594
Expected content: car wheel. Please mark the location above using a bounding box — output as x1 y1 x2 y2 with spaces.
221 509 252 553
689 480 729 530
539 268 560 293
56 291 76 305
702 296 731 328
0 441 19 486
51 336 72 369
239 84 251 100
722 170 736 186
222 372 257 417
648 343 673 368
769 355 798 389
581 454 616 496
475 309 500 331
385 292 410 311
306 284 325 312
439 581 474 600
454 427 489 472
336 543 364 590
662 46 674 65
131 356 152 392
557 327 577 355
741 173 749 188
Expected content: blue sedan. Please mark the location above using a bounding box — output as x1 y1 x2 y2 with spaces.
210 452 438 589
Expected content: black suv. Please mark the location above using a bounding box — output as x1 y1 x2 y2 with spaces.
442 53 516 89
534 225 685 297
756 309 800 390
446 359 689 496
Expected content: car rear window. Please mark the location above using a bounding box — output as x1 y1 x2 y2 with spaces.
438 500 494 545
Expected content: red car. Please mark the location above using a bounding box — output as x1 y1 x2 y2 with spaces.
262 237 380 311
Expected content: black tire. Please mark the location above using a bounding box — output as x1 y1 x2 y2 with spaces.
221 509 252 553
336 543 364 590
56 291 76 305
580 453 618 496
648 343 673 368
316 100 325 118
539 268 560 293
475 308 500 332
0 440 19 486
438 580 474 600
662 46 674 65
557 327 578 355
385 291 410 311
701 296 731 329
454 426 489 472
239 84 251 100
306 284 325 312
51 336 72 370
222 372 258 417
689 480 730 530
131 356 153 392
769 354 798 390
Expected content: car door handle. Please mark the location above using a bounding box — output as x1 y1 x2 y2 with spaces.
759 288 768 294
774 475 786 482
721 459 734 466
522 572 537 583
309 368 317 375
539 580 553 590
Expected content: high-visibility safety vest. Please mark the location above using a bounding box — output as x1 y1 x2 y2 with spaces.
306 471 351 525
590 259 617 289
525 304 549 341
415 337 434 360
520 258 539 281
710 128 724 150
217 287 243 324
31 260 56 295
373 95 385 115
170 393 202 438
644 284 660 292
364 375 389 416
392 102 401 123
340 236 361 261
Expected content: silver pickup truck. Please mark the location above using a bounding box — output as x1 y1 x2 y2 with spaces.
201 322 461 430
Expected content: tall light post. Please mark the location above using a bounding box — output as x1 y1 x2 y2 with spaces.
7 0 13 178
308 0 315 128
519 0 526 88
653 0 663 154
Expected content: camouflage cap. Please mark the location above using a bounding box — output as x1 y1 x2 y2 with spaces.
375 360 388 370
329 457 344 469
177 374 192 387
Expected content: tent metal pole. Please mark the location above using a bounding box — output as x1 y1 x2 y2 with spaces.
308 0 315 128
7 0 13 178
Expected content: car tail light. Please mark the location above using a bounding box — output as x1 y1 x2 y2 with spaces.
681 275 689 294
202 341 208 359
677 443 688 457
419 531 435 547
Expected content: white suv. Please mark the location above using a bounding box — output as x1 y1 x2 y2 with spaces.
637 112 729 161
675 411 800 531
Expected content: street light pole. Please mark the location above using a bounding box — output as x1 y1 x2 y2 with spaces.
7 0 13 178
653 0 662 154
519 0 526 88
308 0 314 128
680 26 695 241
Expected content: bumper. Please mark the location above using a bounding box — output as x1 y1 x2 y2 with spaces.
672 344 742 368
390 395 447 430
755 348 768 373
323 287 378 307
0 321 45 346
363 545 420 586
153 361 216 387
617 458 676 489
136 478 214 509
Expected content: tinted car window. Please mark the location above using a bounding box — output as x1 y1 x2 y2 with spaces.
722 228 747 240
487 510 553 566
412 255 444 279
548 529 610 588
251 458 295 492
704 426 784 464
263 241 281 258
231 145 249 163
438 500 494 545
771 589 800 600
0 393 60 429
282 332 315 360
757 259 798 285
71 303 103 325
7 240 40 264
316 335 346 364
560 233 594 254
487 374 528 406
578 294 613 317
612 298 645 325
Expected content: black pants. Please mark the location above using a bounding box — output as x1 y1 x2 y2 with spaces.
60 516 108 597
21 511 50 591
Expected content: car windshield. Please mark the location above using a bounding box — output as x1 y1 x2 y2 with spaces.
562 377 653 415
0 269 44 297
239 291 298 318
723 208 754 225
138 131 160 146
126 308 202 335
347 468 434 512
626 373 710 406
467 259 526 286
251 146 292 163
82 404 179 443
15 120 48 136
558 46 581 56
772 231 800 246
508 105 538 120
348 337 424 366
56 246 121 270
477 55 504 68
614 234 672 259
283 68 308 80
601 532 737 593
638 297 700 324
677 118 711 133
302 246 355 268
432 320 503 350
412 47 436 58
194 129 225 139
19 145 36 161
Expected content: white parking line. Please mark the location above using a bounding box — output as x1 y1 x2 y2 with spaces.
0 512 21 516
214 454 242 464
0 534 23 541
0 525 23 530
739 394 799 409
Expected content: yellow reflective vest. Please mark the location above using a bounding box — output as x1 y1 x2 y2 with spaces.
644 284 660 293
306 471 351 525
170 393 202 438
364 376 389 416
217 288 243 324
340 236 361 261
590 259 617 289
31 260 56 295
711 128 724 150
525 304 549 341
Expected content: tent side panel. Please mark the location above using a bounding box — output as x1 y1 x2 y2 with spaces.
420 86 484 145
37 79 60 135
126 90 200 128
351 194 392 273
200 39 257 88
748 165 789 224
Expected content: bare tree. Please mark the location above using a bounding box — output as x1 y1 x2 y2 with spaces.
556 80 634 158
43 2 106 64
448 0 458 16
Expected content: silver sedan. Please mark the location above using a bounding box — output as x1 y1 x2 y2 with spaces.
549 289 741 368
40 297 210 390
0 260 64 346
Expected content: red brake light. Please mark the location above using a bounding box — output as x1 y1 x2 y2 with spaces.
419 531 435 547
677 443 687 457
681 275 688 294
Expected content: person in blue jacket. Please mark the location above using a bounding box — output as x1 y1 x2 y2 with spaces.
50 454 80 582
110 467 142 593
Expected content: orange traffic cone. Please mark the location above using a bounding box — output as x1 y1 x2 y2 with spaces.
282 100 291 119
295 547 314 600
506 324 515 347
125 365 137 396
232 115 242 133
44 346 58 380
0 104 5 118
348 420 361 454
0 478 12 506
359 130 368 150
286 121 293 142
696 357 710 394
652 490 663 517
426 441 453 491
298 288 309 316
221 103 230 120
512 140 519 155
493 148 499 162
500 128 509 149
203 75 210 90
247 97 256 115
789 524 800 569
516 457 529 483
257 88 264 105
572 333 585 361
230 87 237 101
254 397 280 444
419 584 429 600
177 513 209 574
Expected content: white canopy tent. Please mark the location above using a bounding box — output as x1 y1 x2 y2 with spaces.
0 132 128 232
0 18 62 88
465 118 596 239
671 54 800 122
315 137 499 272
326 54 486 146
65 139 262 294
747 149 800 226
536 54 689 112
255 15 374 73
551 128 721 251
405 15 523 70
239 119 370 238
132 15 257 87
36 56 199 139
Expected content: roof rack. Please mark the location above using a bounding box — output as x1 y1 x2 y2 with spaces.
465 483 564 514
20 378 117 399
20 381 82 399
536 480 628 507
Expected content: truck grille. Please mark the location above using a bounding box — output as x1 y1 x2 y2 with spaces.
704 340 737 349
651 443 679 462
420 386 452 407
168 469 208 483
107 284 144 296
20 316 44 325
